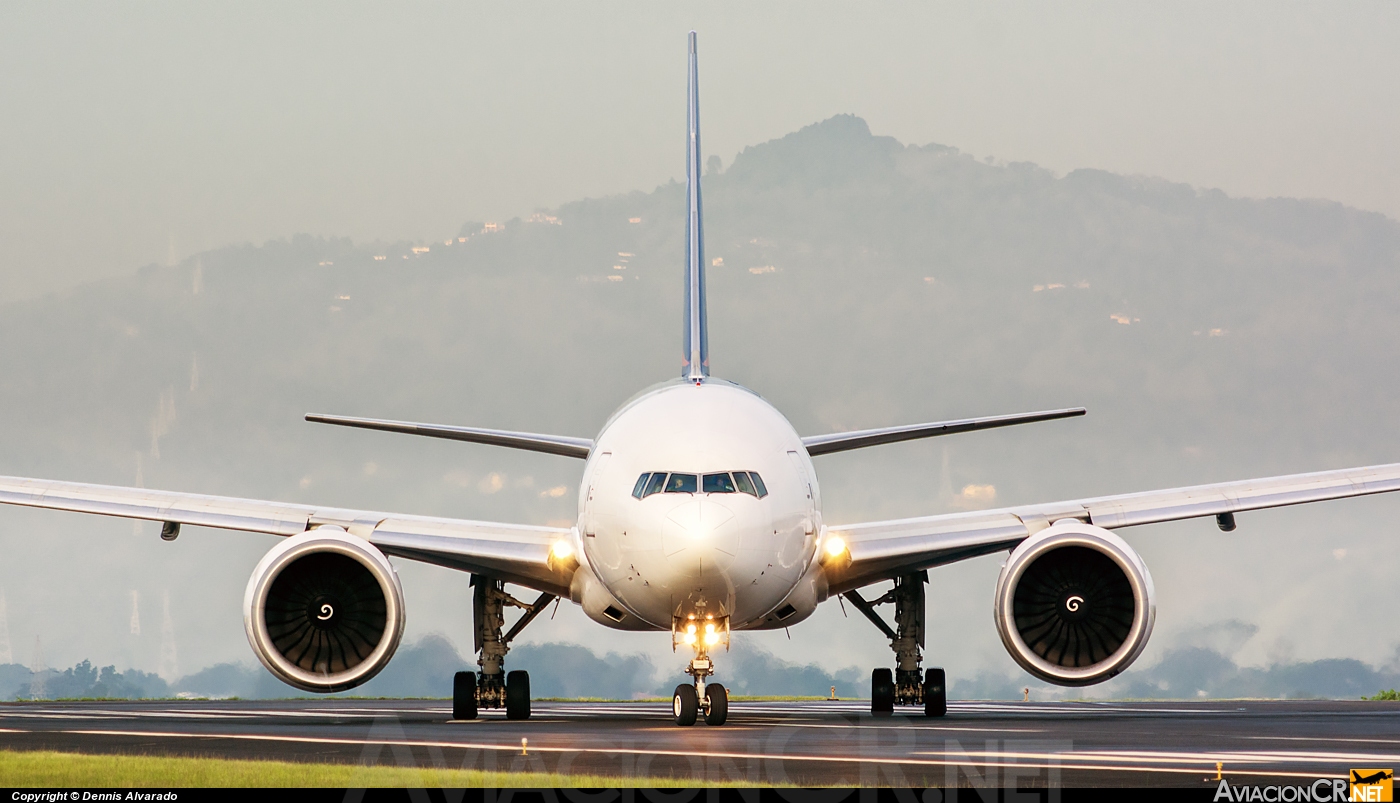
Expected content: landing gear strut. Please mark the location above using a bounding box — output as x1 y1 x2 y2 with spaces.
671 602 729 726
452 576 553 721
844 571 946 717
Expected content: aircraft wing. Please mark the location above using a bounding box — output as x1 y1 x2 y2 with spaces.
823 461 1400 594
0 475 573 595
305 413 593 459
801 407 1085 456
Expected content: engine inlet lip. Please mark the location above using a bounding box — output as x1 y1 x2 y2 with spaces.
994 522 1155 687
244 527 405 693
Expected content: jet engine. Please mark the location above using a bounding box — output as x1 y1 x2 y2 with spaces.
994 521 1155 686
243 527 405 692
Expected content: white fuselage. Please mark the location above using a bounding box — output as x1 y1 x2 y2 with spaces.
572 379 827 632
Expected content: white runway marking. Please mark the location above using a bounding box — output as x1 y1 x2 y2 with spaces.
0 723 1359 782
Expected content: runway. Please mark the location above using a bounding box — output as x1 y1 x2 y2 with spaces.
2 698 1398 787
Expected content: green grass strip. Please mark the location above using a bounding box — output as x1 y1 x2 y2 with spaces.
0 749 759 788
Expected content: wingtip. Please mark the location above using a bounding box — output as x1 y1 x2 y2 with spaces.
689 30 697 52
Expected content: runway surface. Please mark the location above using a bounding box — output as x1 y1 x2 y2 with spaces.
2 698 1398 786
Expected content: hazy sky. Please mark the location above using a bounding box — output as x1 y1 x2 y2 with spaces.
2 2 1398 301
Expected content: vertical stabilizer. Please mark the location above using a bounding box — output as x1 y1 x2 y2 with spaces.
682 31 709 381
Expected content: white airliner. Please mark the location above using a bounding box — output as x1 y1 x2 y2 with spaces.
5 33 1400 727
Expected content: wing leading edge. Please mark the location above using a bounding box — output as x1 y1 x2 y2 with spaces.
802 407 1085 456
0 475 573 595
305 414 593 459
824 460 1400 594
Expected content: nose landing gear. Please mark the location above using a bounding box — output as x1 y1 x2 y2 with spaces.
672 659 730 726
671 608 730 726
845 571 947 717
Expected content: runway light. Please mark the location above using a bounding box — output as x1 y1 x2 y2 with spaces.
824 536 847 558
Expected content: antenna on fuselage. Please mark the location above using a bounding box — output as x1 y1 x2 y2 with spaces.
682 30 709 383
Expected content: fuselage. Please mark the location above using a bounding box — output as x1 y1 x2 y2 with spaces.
572 379 827 632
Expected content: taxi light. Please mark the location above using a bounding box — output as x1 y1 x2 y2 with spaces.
704 631 721 646
687 623 697 635
684 632 697 645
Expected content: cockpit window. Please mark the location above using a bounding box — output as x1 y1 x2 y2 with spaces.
665 473 698 493
733 471 756 496
635 471 765 499
702 472 736 493
643 472 667 498
746 471 769 498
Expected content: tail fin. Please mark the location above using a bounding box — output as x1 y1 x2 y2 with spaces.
682 30 709 382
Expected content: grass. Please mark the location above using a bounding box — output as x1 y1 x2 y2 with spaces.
1367 689 1400 701
728 695 846 702
0 750 763 788
535 695 856 703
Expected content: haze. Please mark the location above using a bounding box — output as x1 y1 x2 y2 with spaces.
3 2 1399 301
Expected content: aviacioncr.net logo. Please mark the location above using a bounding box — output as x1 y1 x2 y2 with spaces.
1214 779 1349 802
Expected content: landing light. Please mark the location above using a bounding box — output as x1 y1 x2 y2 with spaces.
824 536 847 558
703 623 720 646
548 540 578 571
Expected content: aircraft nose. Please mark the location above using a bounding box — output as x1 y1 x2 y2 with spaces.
661 497 738 576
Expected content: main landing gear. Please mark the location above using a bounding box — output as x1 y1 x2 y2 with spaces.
453 576 554 721
671 602 730 726
844 571 947 717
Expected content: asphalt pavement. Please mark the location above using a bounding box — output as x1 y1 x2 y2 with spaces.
2 698 1398 787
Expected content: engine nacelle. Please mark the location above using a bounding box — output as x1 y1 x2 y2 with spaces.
994 521 1155 686
243 527 405 692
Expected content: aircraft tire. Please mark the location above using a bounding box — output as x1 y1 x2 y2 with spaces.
452 671 478 720
923 667 947 717
871 668 894 716
673 684 699 726
704 683 728 726
505 670 531 720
